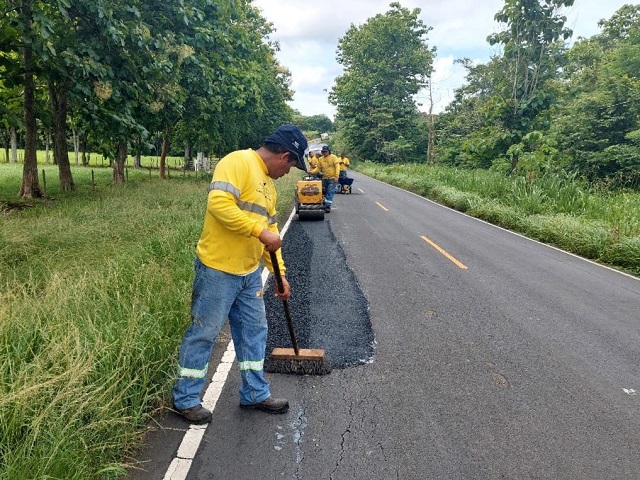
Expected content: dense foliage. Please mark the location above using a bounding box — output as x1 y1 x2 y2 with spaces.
292 113 334 136
436 2 640 189
0 0 295 196
325 1 639 191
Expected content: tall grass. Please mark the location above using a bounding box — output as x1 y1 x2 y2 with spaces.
0 164 298 479
357 162 640 275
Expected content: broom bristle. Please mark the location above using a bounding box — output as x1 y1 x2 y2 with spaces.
264 358 332 375
264 348 332 375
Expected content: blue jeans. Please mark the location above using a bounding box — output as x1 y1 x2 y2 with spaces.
172 257 270 409
322 179 336 207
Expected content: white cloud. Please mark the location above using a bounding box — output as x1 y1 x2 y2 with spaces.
254 0 631 119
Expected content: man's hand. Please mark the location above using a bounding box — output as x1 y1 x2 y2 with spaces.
275 275 291 300
259 229 282 252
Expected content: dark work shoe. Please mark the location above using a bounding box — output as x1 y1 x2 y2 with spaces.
240 397 289 414
175 404 212 424
324 206 331 213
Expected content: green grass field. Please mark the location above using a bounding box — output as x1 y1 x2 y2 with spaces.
1 148 186 169
0 162 299 479
0 152 204 202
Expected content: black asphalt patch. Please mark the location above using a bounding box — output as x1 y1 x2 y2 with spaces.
264 218 374 369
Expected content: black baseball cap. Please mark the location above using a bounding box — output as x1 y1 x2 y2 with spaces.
264 124 308 172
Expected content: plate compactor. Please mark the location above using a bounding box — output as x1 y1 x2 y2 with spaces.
294 176 325 220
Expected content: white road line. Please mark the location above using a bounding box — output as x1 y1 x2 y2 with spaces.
163 208 297 480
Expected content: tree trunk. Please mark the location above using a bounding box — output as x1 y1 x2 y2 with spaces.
184 143 192 170
81 138 88 166
3 129 8 163
511 153 519 171
45 128 51 164
19 1 43 199
112 142 127 183
72 128 79 166
49 80 74 191
133 135 142 168
159 128 170 179
10 126 17 163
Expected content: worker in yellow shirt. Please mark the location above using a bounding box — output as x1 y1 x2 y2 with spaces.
317 145 340 212
172 124 308 423
308 151 319 175
339 153 350 179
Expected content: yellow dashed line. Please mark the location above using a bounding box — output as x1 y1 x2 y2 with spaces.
375 202 389 211
420 235 468 270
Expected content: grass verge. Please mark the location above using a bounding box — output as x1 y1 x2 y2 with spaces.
0 163 298 479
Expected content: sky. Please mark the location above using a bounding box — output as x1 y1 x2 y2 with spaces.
252 0 633 119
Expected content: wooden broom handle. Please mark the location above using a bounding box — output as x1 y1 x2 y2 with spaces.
269 250 300 355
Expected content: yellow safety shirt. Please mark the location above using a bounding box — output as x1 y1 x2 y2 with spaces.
196 149 285 275
318 153 340 179
308 155 319 174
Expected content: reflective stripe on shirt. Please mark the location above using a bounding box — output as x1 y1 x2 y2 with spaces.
210 184 276 224
237 200 269 219
209 181 240 198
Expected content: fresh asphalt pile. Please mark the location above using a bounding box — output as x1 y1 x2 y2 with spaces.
264 218 374 370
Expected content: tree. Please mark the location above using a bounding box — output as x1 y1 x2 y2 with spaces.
329 2 434 163
18 0 42 198
2 0 293 191
549 4 640 186
293 114 334 134
435 57 511 168
0 17 22 165
165 0 293 162
1 0 42 197
487 0 574 170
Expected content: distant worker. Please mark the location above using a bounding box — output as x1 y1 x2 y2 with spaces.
172 124 308 423
308 151 319 175
339 153 350 179
318 145 340 212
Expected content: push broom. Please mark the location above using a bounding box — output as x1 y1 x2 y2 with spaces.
264 250 331 375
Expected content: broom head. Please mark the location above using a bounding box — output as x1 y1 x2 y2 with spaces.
265 348 332 375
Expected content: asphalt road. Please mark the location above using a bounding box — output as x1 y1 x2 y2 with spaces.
130 170 640 480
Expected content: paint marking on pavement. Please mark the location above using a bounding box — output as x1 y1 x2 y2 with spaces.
176 425 207 458
420 235 468 270
163 208 298 480
164 344 234 480
623 388 637 395
375 201 389 211
164 458 193 480
357 187 365 193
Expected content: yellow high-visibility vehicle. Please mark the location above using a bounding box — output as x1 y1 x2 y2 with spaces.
294 176 324 220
